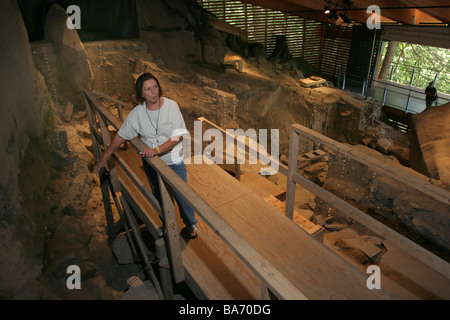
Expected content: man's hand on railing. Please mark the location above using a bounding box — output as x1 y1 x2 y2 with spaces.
93 134 126 175
138 147 160 158
93 157 110 174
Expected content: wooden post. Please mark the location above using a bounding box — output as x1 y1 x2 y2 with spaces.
234 161 241 181
84 95 102 162
285 127 299 220
155 238 174 299
157 173 185 284
234 134 241 181
103 171 127 242
95 107 120 237
120 196 164 298
116 102 128 150
85 93 115 239
98 171 115 239
201 118 208 154
261 284 277 300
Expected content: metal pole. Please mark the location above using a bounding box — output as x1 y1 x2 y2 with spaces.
337 66 342 89
433 73 439 86
410 68 415 86
389 66 394 80
433 73 439 106
405 92 412 114
362 77 367 96
382 87 387 106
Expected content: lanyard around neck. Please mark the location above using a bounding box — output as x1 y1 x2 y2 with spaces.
145 98 161 138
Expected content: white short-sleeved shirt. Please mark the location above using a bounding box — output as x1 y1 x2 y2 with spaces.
118 97 188 165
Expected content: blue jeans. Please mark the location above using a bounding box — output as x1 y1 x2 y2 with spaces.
142 159 197 228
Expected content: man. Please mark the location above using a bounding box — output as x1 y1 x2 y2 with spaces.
93 73 199 239
425 81 437 110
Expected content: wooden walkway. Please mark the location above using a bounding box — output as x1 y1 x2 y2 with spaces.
117 149 393 299
85 89 395 299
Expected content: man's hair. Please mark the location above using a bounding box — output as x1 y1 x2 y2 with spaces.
135 72 163 103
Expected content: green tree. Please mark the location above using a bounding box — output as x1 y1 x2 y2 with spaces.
379 41 450 94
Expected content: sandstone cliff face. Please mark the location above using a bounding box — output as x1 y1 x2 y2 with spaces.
0 0 54 295
43 4 94 108
136 0 228 71
410 102 450 188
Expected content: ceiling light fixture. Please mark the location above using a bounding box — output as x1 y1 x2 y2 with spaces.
328 9 338 21
324 0 353 26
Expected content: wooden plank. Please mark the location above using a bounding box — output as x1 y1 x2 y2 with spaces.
182 161 309 299
120 157 307 299
116 151 262 299
240 172 284 199
288 124 450 279
158 173 185 284
187 161 393 299
285 126 299 220
263 194 324 241
120 195 164 298
179 215 262 299
217 192 391 299
210 18 248 41
298 77 329 88
291 170 450 280
155 238 174 300
187 156 253 209
114 151 162 217
85 90 306 299
198 117 288 177
84 94 102 162
263 195 286 213
91 89 133 110
84 90 122 130
119 181 160 240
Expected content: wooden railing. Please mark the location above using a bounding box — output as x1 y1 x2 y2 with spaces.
196 113 450 282
196 117 287 180
84 89 308 300
285 123 450 280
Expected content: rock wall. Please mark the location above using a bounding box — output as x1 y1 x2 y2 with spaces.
0 0 54 295
409 103 450 189
136 0 227 72
43 4 93 110
5 0 446 299
0 1 114 299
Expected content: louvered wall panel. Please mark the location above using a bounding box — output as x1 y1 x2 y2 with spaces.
198 0 353 80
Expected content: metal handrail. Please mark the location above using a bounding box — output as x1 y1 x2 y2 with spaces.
369 79 450 114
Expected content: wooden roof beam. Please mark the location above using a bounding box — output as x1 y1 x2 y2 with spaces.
239 0 342 24
242 0 400 25
238 0 446 26
351 0 445 24
398 0 450 24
